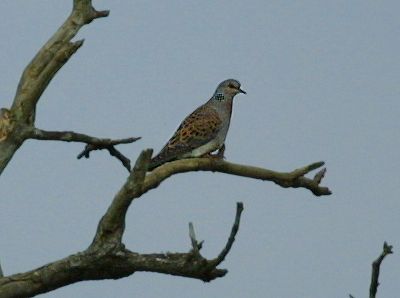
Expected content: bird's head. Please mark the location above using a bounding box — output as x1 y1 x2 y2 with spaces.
213 79 246 101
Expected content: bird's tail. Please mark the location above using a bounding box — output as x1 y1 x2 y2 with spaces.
148 155 164 171
148 149 180 171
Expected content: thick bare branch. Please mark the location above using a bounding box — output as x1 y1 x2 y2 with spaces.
369 242 393 298
0 110 26 174
0 1 108 175
0 247 228 298
0 146 329 296
10 2 109 124
93 152 330 250
0 201 244 297
145 158 331 196
90 149 153 249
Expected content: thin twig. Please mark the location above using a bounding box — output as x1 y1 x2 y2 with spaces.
369 241 393 298
27 127 140 171
0 260 3 278
29 128 140 146
188 222 203 257
77 144 134 171
313 168 326 184
106 146 132 171
211 202 244 266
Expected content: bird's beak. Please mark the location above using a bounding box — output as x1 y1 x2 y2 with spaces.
239 88 246 94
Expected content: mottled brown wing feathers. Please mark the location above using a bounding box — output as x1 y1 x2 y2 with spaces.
149 104 222 169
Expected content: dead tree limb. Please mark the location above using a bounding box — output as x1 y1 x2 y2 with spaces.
27 127 140 171
0 151 245 297
0 145 330 297
10 1 108 125
369 242 393 298
1 148 330 295
146 158 331 196
0 1 138 175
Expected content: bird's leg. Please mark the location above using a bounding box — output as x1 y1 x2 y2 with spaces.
203 144 225 160
215 143 225 159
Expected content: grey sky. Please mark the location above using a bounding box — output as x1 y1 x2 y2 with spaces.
1 1 399 297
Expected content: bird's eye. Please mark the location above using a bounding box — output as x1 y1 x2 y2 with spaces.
228 84 235 88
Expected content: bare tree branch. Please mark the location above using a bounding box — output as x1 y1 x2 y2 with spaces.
26 127 140 171
182 202 244 278
90 149 153 250
77 145 133 172
189 222 203 257
0 137 331 297
145 158 331 196
0 1 111 175
0 150 253 296
0 195 244 297
369 241 393 298
212 202 244 267
10 1 108 125
28 127 139 146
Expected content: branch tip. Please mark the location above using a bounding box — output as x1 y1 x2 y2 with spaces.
130 149 153 188
313 167 327 184
369 241 394 298
311 161 325 169
133 149 153 171
189 222 202 256
383 241 393 255
236 201 244 212
147 159 331 197
95 10 110 18
296 161 325 176
73 39 85 48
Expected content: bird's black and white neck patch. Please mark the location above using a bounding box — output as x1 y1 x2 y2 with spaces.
214 93 225 101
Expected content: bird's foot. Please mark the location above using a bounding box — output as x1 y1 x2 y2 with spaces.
203 144 225 160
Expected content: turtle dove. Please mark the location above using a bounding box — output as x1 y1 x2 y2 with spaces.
149 79 246 170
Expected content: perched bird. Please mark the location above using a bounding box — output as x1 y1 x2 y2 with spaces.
149 79 246 170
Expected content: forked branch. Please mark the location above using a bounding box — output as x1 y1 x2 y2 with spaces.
350 241 394 298
0 1 115 175
10 1 109 124
0 194 244 297
146 158 331 196
0 146 331 297
24 127 140 171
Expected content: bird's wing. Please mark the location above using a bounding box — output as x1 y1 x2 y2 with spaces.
150 104 222 168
